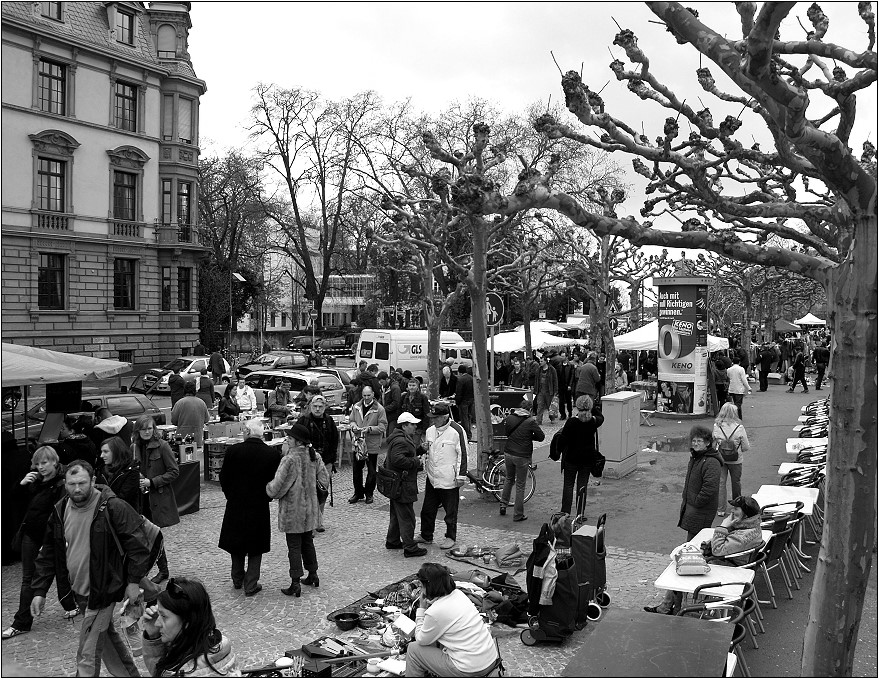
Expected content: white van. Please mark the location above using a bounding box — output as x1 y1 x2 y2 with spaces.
357 329 465 380
441 346 474 372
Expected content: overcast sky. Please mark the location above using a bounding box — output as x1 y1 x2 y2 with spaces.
188 2 876 291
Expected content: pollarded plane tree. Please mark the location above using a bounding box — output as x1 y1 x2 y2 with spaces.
426 3 874 674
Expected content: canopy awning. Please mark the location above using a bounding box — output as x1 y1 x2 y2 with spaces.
2 343 132 387
450 328 578 353
612 320 730 352
774 319 802 333
514 320 567 334
794 313 825 326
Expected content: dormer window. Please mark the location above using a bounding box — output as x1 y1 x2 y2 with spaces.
157 24 177 59
115 9 134 44
41 2 62 20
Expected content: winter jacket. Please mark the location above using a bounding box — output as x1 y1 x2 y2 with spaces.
503 409 545 458
266 443 329 534
209 352 226 378
381 380 403 430
96 464 141 513
557 362 575 392
143 632 241 677
454 372 475 404
350 399 388 454
385 427 422 504
712 422 750 465
232 385 257 412
31 486 151 611
296 411 340 465
758 347 776 372
439 373 458 399
424 421 464 489
135 438 180 528
219 437 281 555
533 364 558 400
171 396 210 447
726 365 751 396
508 368 528 389
575 362 601 398
20 467 67 543
812 346 830 367
678 448 723 533
266 386 291 415
709 514 763 565
217 396 240 422
558 408 604 470
168 373 186 405
400 391 429 432
196 374 216 410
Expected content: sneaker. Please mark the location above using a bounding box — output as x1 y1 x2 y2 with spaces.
414 534 433 544
1 627 28 640
404 547 428 558
437 537 456 550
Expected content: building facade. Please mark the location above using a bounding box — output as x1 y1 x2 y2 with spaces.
1 1 206 363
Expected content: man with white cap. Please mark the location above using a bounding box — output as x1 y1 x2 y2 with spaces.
415 402 465 551
383 412 426 558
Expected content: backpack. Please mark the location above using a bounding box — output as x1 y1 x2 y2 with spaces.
716 425 741 463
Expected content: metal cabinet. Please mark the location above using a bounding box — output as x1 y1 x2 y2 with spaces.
598 391 641 477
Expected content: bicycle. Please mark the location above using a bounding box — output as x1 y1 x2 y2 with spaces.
466 450 536 506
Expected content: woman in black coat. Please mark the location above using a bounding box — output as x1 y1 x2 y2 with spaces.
96 436 141 512
557 395 604 516
218 420 282 595
384 414 424 558
218 391 240 422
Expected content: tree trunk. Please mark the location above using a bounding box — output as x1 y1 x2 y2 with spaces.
741 288 752 368
422 259 442 400
468 218 492 477
801 213 877 676
629 283 642 329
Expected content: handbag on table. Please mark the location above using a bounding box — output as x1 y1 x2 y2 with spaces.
673 543 711 576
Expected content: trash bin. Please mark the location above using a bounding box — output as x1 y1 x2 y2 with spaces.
204 440 228 482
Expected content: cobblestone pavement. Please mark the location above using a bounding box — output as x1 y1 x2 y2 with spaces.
0 447 669 677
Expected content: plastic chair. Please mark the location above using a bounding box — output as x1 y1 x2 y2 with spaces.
757 528 795 608
693 579 761 649
732 552 767 630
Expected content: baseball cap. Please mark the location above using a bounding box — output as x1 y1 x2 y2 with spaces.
397 412 421 425
728 495 761 518
428 402 450 417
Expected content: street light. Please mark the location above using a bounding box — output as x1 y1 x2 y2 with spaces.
229 271 245 352
309 306 319 356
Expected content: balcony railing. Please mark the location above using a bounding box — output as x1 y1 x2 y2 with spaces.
155 221 201 247
32 210 71 231
111 219 143 238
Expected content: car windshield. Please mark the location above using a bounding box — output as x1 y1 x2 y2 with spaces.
257 354 283 365
161 358 190 372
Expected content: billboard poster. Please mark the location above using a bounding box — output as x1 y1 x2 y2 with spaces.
656 283 710 414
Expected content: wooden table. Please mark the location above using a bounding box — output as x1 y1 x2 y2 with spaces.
654 562 754 600
561 607 732 677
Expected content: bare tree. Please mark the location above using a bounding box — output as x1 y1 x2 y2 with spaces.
420 4 874 674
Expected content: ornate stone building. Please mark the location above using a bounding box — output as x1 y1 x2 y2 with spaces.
1 1 207 363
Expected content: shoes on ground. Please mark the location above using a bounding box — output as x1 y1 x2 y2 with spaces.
316 526 326 533
804 389 809 393
414 534 433 544
404 547 428 558
365 496 374 504
281 582 301 597
499 505 506 516
385 542 404 550
244 584 262 597
232 581 243 590
348 495 363 504
513 516 527 522
437 537 456 550
1 627 28 640
151 572 169 584
643 605 671 615
300 573 320 588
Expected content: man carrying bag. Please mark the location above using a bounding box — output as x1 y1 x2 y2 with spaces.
380 413 426 559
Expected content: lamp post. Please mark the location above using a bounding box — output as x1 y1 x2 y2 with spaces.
309 306 319 355
229 271 246 352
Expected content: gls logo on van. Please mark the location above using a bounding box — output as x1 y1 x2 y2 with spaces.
397 344 424 356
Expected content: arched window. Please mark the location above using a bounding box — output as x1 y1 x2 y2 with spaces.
157 24 176 58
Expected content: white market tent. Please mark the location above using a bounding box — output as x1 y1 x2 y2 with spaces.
450 328 578 353
612 320 730 353
514 320 567 334
794 313 826 326
1 343 132 387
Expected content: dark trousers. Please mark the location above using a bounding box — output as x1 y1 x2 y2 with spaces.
815 364 826 389
558 389 573 419
730 393 744 419
758 370 769 391
561 466 590 516
419 478 459 541
285 532 317 580
387 500 418 553
353 453 378 499
230 552 263 593
789 371 808 392
13 534 39 631
715 385 728 406
458 401 474 440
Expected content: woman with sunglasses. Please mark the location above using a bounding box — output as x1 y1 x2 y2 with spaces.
141 576 239 676
266 422 329 596
406 563 500 677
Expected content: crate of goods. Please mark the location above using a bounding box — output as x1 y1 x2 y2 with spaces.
157 425 177 441
174 443 195 463
206 422 227 439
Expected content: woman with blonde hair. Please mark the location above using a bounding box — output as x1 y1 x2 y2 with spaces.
713 402 750 514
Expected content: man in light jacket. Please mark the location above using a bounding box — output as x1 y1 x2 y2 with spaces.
348 386 387 505
415 403 465 551
231 376 257 415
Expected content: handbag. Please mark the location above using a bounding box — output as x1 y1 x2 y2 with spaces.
591 451 606 478
674 544 711 575
376 463 405 500
316 478 329 504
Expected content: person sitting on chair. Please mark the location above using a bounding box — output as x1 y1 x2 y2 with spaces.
406 562 500 678
643 495 763 615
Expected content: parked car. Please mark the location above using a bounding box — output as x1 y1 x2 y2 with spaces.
216 369 346 409
236 350 309 376
287 335 316 352
133 356 232 394
2 392 166 442
318 332 360 358
309 366 357 388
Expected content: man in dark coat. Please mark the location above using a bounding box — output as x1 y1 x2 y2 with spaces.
400 378 429 436
167 366 186 406
556 353 576 420
209 350 226 382
453 365 475 441
218 419 282 596
678 425 723 540
384 413 426 558
379 371 402 434
812 340 830 390
533 355 558 425
757 343 777 392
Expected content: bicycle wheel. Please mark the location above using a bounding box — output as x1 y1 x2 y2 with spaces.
491 461 536 505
